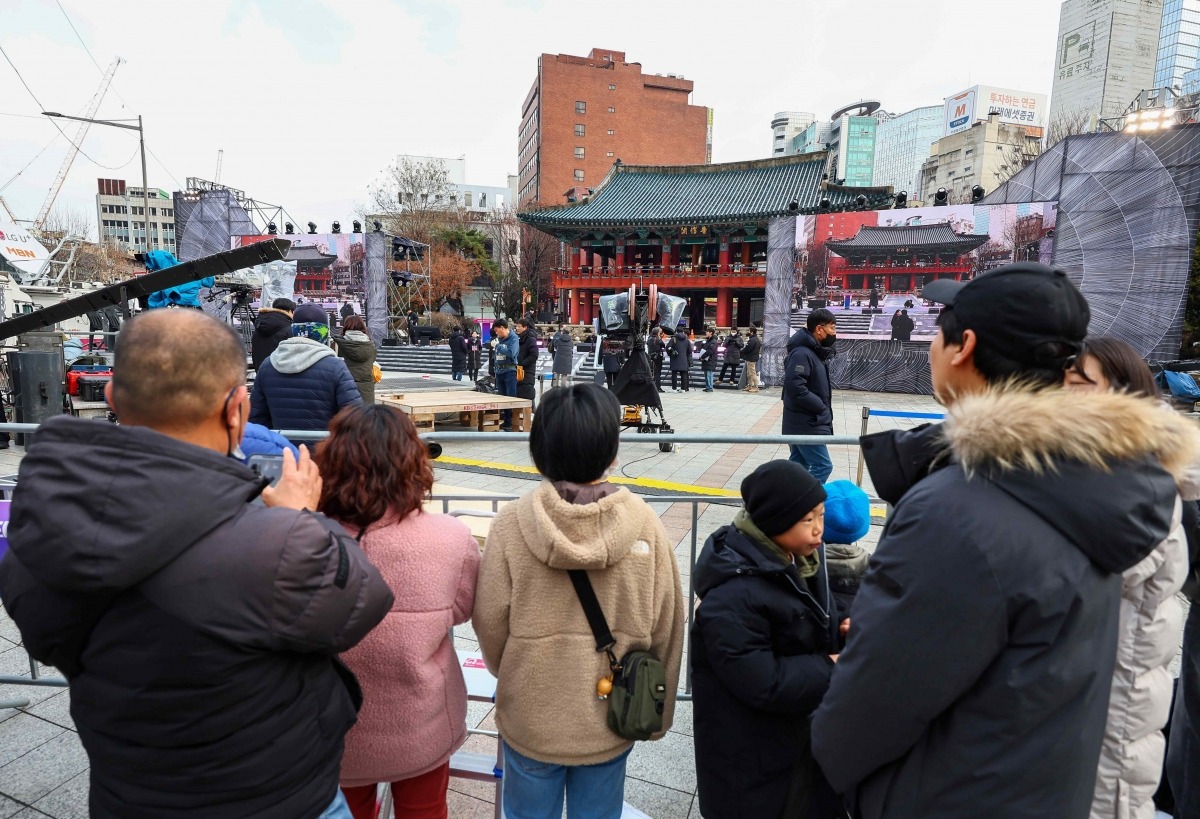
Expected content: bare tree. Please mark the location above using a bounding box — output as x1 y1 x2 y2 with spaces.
993 109 1093 185
367 156 466 243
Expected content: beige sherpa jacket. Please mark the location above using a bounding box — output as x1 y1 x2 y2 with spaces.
946 388 1200 819
473 481 686 766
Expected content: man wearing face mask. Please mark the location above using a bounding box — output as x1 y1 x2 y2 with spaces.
0 310 393 819
782 307 837 483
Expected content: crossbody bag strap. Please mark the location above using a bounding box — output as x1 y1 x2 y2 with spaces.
568 569 621 672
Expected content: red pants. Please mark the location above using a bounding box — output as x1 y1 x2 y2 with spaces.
341 763 450 819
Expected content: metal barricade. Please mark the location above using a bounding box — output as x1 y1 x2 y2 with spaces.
854 406 945 486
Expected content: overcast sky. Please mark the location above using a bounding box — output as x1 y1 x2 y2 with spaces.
1 0 1062 240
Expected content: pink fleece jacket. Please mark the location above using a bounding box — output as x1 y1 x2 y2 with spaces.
337 510 481 787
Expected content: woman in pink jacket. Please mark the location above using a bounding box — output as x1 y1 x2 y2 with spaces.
317 404 481 819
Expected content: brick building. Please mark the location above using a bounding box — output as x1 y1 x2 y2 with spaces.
518 48 711 207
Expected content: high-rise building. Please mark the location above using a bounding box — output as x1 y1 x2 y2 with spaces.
789 120 832 156
1155 0 1200 89
770 111 816 156
1049 0 1164 129
517 48 710 207
920 113 1042 205
95 178 176 254
828 102 883 187
872 106 944 196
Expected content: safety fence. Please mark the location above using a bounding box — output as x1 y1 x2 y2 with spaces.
854 406 945 486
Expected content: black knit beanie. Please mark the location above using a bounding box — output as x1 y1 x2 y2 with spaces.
741 460 828 537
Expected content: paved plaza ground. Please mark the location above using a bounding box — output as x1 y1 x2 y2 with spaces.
0 383 943 818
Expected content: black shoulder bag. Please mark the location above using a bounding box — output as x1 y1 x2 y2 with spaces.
568 569 668 741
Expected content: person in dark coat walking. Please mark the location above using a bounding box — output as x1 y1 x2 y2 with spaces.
868 288 879 309
549 327 574 388
718 332 742 385
448 327 469 381
601 343 623 389
514 318 539 403
895 309 915 341
742 327 762 393
782 309 836 483
699 328 718 392
467 329 483 382
406 310 419 345
340 299 355 327
812 264 1190 819
0 310 393 819
648 327 666 393
334 315 377 405
251 298 294 370
889 309 902 341
693 461 847 819
668 327 691 392
250 303 363 442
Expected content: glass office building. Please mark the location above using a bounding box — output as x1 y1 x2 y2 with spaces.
830 115 879 187
873 106 943 196
1155 0 1200 89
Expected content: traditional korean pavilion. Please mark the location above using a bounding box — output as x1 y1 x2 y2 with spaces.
520 154 892 327
824 223 988 293
287 245 339 293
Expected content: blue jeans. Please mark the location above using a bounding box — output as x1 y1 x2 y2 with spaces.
496 368 517 428
317 791 352 819
789 443 833 483
502 741 630 819
704 371 715 390
453 370 463 381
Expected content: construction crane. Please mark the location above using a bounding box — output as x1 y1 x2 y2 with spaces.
33 57 122 232
0 195 19 223
214 149 224 184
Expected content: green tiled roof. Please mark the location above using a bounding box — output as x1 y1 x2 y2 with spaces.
520 154 893 229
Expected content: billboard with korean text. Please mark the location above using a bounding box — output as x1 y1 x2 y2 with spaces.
943 85 1047 136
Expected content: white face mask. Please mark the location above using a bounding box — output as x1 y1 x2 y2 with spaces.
600 458 620 481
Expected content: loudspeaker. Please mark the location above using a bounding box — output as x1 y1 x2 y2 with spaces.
7 351 65 447
808 298 827 309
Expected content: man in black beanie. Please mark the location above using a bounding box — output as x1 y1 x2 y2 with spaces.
690 460 846 819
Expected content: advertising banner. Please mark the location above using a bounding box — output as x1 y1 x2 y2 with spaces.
943 85 1048 135
0 220 49 280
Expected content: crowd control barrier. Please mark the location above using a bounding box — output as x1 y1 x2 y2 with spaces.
854 406 945 486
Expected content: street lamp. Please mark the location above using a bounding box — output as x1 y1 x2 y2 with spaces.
43 112 151 255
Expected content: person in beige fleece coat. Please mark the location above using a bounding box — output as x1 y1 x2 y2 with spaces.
473 384 685 819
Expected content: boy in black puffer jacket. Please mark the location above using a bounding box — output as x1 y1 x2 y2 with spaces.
692 460 848 819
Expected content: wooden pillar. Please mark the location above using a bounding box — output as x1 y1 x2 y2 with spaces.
718 239 730 273
716 287 733 328
570 245 581 275
580 289 593 325
736 294 751 327
662 241 673 272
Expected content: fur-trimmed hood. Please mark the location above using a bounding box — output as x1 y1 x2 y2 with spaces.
863 387 1200 574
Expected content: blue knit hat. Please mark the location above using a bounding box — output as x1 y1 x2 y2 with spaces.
823 480 871 544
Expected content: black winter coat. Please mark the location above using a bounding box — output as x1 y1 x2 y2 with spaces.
724 336 742 365
782 329 833 435
812 395 1176 819
250 340 363 434
0 417 393 819
693 524 842 819
449 330 469 371
517 329 539 385
467 336 483 371
251 308 293 370
743 334 762 363
648 335 665 362
668 331 691 371
700 336 718 371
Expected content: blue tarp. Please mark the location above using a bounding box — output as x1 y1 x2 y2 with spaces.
1158 370 1200 401
145 250 214 308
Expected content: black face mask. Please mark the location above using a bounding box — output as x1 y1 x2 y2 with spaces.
820 333 837 348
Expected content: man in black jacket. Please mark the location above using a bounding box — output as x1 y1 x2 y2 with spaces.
648 326 666 392
742 326 762 393
782 308 836 483
514 317 539 403
812 264 1178 819
0 310 393 819
251 297 294 370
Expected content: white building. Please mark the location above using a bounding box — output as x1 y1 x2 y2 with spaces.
920 113 1042 205
789 120 832 156
95 177 176 254
395 154 516 214
1049 0 1164 130
873 105 944 196
770 111 816 156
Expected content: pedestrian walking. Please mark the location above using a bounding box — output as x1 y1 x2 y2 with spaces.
700 327 718 392
602 343 622 389
896 309 915 341
550 326 574 388
742 326 761 393
693 460 847 819
492 319 519 431
449 326 468 381
782 309 836 483
407 309 420 346
812 264 1198 819
0 310 392 819
467 329 483 383
317 405 480 819
718 331 742 385
668 325 691 392
1063 337 1198 819
889 309 902 341
648 327 666 393
334 315 378 405
473 385 685 818
515 318 539 404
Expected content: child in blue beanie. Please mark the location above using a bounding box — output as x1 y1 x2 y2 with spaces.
822 480 871 614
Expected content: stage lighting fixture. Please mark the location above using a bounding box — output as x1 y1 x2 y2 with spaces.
373 220 383 232
352 220 362 233
267 222 278 235
971 185 986 202
894 191 908 209
819 197 831 211
855 194 867 210
307 221 317 234
285 222 294 234
332 221 341 233
934 188 949 206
